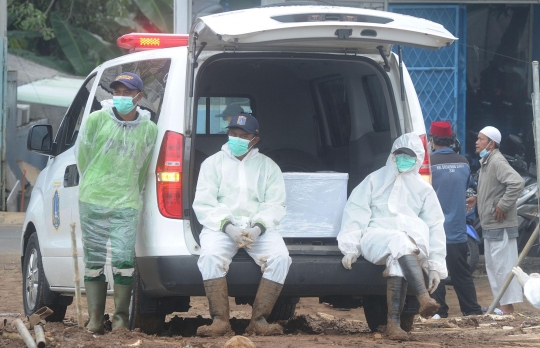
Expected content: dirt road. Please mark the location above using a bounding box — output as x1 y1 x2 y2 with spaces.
2 239 540 347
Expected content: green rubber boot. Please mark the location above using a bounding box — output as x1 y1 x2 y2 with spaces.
84 281 107 334
112 284 132 332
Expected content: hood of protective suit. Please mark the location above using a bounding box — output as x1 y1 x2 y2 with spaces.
374 133 428 199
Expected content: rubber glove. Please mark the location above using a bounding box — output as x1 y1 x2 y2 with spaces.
243 226 262 246
224 224 246 245
512 266 530 287
427 270 440 294
342 254 358 270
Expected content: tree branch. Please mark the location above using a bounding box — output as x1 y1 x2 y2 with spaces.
66 0 75 23
44 0 56 16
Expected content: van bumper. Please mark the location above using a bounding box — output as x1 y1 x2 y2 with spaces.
137 254 387 298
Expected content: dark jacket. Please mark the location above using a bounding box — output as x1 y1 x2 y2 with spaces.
431 147 470 244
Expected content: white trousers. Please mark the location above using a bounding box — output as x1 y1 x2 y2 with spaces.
197 227 292 284
484 233 523 306
360 228 427 278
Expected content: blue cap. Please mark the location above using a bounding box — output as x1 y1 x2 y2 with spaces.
110 72 144 92
227 114 259 135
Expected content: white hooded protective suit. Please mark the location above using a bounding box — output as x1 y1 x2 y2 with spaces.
193 144 291 284
337 133 448 279
524 277 540 309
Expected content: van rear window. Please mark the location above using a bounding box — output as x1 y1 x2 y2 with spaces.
196 97 253 135
363 75 390 132
319 78 351 147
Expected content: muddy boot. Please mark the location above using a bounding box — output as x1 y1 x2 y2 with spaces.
398 254 440 317
84 281 107 334
385 277 409 341
112 284 132 332
245 278 284 336
196 277 233 337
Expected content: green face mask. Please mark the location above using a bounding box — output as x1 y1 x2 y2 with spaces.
220 119 230 133
113 93 139 115
228 136 254 157
395 154 417 172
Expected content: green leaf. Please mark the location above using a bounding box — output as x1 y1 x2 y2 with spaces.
134 0 174 33
8 48 74 74
115 17 147 32
76 27 123 62
50 13 94 75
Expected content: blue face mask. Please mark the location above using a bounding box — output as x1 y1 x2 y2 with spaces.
395 154 417 172
228 136 254 157
113 93 139 115
479 141 492 158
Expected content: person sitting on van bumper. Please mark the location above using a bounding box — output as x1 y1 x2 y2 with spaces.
76 72 158 334
337 132 447 341
193 113 291 337
512 267 540 309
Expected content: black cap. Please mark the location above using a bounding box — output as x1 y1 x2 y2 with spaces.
216 104 244 118
227 114 259 135
393 147 416 157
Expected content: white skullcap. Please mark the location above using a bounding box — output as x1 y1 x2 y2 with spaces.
479 126 501 144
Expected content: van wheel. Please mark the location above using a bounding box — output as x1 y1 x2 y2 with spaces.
22 233 68 322
363 295 416 333
467 236 479 273
363 295 387 332
129 261 165 335
267 298 298 322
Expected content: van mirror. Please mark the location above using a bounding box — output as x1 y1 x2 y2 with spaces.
27 125 55 156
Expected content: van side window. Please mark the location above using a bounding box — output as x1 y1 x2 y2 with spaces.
55 74 97 154
363 75 390 132
196 97 253 135
319 78 351 147
96 59 172 124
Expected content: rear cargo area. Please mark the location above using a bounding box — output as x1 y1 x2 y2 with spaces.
190 52 400 244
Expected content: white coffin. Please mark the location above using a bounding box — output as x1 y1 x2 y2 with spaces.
276 172 348 238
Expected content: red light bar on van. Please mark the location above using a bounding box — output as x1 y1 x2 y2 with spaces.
117 33 189 51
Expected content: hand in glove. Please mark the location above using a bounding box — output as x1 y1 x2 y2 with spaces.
427 270 440 294
341 254 358 270
512 266 530 287
224 224 247 246
243 226 262 247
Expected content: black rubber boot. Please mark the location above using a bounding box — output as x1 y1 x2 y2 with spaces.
385 277 409 341
398 254 440 317
84 281 107 334
112 284 132 332
196 277 234 337
245 278 284 336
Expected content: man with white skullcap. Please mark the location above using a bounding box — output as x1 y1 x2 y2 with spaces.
467 126 524 314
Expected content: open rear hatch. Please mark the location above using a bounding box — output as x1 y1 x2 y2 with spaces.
191 5 456 55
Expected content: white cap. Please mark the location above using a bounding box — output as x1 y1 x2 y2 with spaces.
479 126 501 144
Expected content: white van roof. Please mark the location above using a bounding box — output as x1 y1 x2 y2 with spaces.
192 5 456 54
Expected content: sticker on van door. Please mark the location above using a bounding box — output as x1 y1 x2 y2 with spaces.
52 182 61 229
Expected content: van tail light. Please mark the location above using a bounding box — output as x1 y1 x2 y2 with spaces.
419 134 432 184
156 131 184 219
117 33 189 51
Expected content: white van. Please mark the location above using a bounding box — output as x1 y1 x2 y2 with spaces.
21 5 455 334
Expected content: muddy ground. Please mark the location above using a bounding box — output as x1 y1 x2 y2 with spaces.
2 248 540 347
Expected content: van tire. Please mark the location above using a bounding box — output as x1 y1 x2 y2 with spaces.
267 300 297 322
22 233 68 322
363 295 416 333
129 261 165 335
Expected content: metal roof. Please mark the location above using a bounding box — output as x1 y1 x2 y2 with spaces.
17 76 85 107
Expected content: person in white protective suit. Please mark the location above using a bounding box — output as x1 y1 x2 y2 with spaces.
512 267 540 309
337 132 447 341
193 113 291 337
